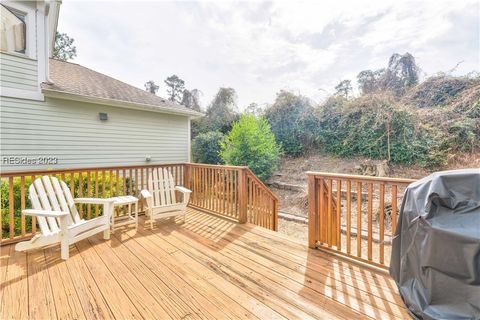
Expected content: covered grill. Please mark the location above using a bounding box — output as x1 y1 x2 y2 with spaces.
390 169 480 319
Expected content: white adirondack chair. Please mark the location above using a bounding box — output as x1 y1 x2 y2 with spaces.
15 176 114 260
140 167 191 229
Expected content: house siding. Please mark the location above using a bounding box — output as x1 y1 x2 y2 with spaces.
0 96 190 171
0 53 39 92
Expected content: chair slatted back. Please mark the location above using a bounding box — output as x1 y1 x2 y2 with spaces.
147 168 177 207
29 176 82 235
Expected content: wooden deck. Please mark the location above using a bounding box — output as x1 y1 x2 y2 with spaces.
0 208 408 320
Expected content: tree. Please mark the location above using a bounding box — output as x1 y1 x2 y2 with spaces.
191 131 224 164
53 32 77 61
221 114 280 181
144 80 159 94
206 87 239 132
191 87 239 138
181 88 202 111
384 52 419 96
357 53 420 97
244 102 263 116
335 80 353 98
264 90 319 156
357 69 385 95
164 75 185 103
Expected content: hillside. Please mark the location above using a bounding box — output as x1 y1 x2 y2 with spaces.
270 151 480 218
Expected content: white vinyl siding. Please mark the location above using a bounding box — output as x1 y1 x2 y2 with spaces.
0 96 190 171
0 52 38 91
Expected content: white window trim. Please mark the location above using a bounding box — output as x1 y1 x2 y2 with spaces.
187 117 192 162
1 1 36 60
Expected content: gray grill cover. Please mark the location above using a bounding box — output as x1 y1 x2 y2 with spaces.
390 169 480 320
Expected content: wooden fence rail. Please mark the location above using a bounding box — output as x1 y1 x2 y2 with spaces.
187 163 241 221
307 171 415 269
1 163 279 245
246 168 278 230
186 164 278 231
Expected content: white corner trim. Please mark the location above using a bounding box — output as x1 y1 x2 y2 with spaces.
36 4 47 86
1 87 44 101
187 117 192 162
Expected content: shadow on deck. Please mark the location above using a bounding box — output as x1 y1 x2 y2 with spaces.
0 207 408 319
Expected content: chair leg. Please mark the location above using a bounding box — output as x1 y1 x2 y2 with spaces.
148 209 153 229
103 228 110 240
59 216 69 260
60 237 69 260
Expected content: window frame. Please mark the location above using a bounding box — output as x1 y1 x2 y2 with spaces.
0 2 36 59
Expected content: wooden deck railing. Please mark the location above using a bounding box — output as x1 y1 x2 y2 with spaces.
186 164 278 230
245 169 278 230
307 171 415 269
0 163 279 245
187 164 241 221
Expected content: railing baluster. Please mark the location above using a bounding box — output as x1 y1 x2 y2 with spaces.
31 175 36 234
392 185 398 235
102 170 106 198
123 169 126 196
69 172 75 196
20 176 26 237
87 171 91 219
327 179 333 247
379 183 385 265
129 169 133 195
116 169 120 197
356 181 362 258
109 170 113 198
336 179 341 250
346 180 351 254
78 172 84 218
318 178 325 243
8 177 14 239
94 171 99 216
367 182 373 261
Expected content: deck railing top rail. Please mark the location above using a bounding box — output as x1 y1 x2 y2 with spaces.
245 168 279 201
0 163 190 177
306 171 416 184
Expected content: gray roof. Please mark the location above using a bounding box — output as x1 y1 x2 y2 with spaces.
42 59 202 116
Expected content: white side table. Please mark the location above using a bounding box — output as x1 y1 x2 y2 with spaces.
110 196 139 232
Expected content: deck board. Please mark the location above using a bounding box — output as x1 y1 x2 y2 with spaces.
0 207 407 320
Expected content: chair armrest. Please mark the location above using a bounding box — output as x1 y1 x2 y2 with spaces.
140 189 152 199
74 198 115 205
22 209 69 218
175 186 192 194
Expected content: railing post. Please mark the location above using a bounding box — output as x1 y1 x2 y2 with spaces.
184 163 191 190
273 199 278 231
238 168 247 224
307 174 317 248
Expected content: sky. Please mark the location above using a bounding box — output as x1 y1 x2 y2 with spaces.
58 0 480 110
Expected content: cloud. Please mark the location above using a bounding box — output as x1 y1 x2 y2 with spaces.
58 0 479 108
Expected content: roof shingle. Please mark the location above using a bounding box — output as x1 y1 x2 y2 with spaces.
42 59 201 116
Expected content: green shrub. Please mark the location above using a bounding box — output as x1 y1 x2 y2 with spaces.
264 90 320 156
317 94 449 167
221 114 281 181
1 172 128 239
192 131 225 164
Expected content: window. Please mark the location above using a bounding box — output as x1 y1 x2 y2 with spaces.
0 4 26 54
